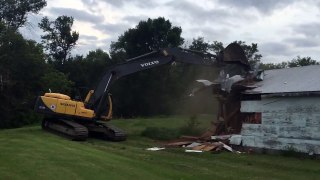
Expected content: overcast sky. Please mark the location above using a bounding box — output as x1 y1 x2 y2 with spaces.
20 0 320 63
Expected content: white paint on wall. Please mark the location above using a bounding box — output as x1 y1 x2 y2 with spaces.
241 96 320 154
240 101 262 112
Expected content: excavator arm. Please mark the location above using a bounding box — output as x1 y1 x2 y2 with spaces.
87 44 249 119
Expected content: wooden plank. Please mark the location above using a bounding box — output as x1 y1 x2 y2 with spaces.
192 145 206 150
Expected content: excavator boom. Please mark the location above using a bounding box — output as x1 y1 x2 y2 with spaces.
89 44 249 118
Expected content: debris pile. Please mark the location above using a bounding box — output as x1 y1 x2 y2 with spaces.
156 135 243 153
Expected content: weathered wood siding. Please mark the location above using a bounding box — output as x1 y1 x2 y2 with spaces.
241 97 320 154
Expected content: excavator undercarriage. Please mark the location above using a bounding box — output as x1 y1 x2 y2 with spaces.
42 118 89 141
41 117 126 141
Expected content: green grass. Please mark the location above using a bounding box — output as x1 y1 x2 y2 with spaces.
0 116 320 179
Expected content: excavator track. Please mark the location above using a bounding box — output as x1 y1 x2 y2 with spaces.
82 121 127 141
42 118 88 141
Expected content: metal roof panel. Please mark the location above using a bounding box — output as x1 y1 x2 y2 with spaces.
245 65 320 94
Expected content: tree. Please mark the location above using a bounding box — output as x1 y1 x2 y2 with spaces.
39 16 79 65
210 41 224 55
110 17 185 117
40 70 74 94
187 37 221 85
260 62 288 70
189 38 262 71
0 0 46 30
189 37 211 52
0 22 48 128
260 56 319 70
111 17 184 58
60 49 115 99
189 38 262 69
233 41 262 68
288 56 319 67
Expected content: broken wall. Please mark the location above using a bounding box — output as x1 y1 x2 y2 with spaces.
240 96 320 154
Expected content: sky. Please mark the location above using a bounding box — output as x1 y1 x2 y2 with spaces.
20 0 320 63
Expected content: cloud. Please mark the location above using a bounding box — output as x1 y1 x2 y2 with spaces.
73 43 99 55
217 0 294 14
284 37 319 48
166 1 230 22
82 0 156 8
80 35 99 41
94 23 129 35
164 0 257 29
130 0 157 8
292 22 320 38
74 36 114 55
80 0 98 6
188 27 230 42
102 0 125 8
19 0 320 62
49 7 104 23
260 42 292 55
19 14 44 42
122 15 149 24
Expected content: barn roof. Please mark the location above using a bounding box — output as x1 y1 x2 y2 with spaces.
244 65 320 94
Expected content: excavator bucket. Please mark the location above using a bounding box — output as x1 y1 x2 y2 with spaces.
222 43 251 70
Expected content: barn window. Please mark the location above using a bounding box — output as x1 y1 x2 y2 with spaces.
243 112 261 124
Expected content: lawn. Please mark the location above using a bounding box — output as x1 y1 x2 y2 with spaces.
0 116 319 179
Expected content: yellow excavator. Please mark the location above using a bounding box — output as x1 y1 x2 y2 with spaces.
34 43 250 141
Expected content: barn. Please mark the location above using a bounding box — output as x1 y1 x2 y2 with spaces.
240 65 320 154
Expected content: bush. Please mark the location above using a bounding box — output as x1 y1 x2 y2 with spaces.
0 109 42 129
179 115 201 136
282 146 302 157
141 115 203 140
141 127 180 140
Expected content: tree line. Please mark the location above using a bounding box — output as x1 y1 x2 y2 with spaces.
0 0 318 128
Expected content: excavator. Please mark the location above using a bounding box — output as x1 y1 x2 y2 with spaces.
34 43 250 141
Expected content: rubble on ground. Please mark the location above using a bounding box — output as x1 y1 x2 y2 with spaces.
158 134 243 154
